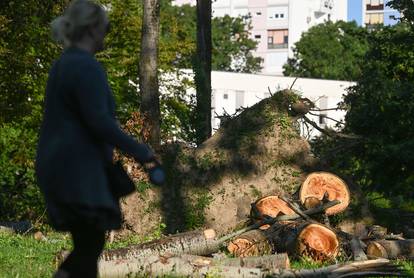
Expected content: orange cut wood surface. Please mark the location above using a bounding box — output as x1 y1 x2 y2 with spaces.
299 172 350 215
298 224 339 261
252 196 296 229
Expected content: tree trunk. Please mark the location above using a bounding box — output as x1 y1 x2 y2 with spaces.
367 239 414 259
265 222 339 261
250 196 296 230
99 254 267 278
100 229 219 261
99 257 402 278
194 0 212 145
99 254 289 278
299 172 350 215
227 229 273 257
140 0 161 149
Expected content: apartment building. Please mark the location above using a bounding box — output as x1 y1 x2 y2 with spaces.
174 0 347 75
348 0 400 28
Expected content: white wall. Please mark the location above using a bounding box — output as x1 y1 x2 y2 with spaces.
209 71 354 137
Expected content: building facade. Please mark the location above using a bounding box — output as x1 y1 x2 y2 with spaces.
167 70 354 138
174 0 347 75
347 0 400 28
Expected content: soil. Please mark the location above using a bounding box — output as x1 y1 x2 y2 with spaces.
116 90 319 239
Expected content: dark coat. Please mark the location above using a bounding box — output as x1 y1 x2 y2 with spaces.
35 48 153 215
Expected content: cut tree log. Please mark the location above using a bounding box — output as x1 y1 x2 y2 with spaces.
265 221 339 261
100 257 406 278
219 200 341 244
250 195 296 229
100 229 220 261
299 172 350 215
367 239 414 259
227 229 273 257
99 254 268 278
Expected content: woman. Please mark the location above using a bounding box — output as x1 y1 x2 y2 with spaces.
35 1 164 277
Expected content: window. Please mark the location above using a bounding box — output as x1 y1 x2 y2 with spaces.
280 13 284 18
256 11 262 16
223 93 228 100
275 14 279 18
365 12 384 24
267 29 288 49
255 34 261 39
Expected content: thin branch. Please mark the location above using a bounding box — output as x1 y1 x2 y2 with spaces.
311 107 346 112
308 111 345 125
303 115 361 139
289 77 298 90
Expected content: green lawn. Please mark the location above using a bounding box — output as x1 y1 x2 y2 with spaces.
0 232 413 278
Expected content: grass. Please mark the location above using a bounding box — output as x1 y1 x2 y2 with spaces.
0 231 70 278
1 229 413 278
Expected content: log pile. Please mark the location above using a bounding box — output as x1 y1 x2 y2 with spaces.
83 171 411 277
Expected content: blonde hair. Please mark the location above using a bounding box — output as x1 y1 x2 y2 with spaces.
51 0 107 47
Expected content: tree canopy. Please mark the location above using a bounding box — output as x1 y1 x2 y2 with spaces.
283 21 369 81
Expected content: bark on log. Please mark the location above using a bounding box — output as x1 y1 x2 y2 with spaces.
267 258 404 278
251 196 296 229
0 221 32 234
100 229 219 261
367 239 414 259
265 222 339 261
100 257 404 278
99 254 268 278
99 254 289 278
227 229 273 257
299 172 350 215
350 237 367 261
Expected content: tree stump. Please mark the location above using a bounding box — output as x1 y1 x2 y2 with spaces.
299 172 350 215
227 229 273 257
266 222 339 261
367 240 414 259
251 195 296 229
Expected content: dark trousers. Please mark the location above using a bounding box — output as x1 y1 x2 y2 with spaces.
58 225 106 278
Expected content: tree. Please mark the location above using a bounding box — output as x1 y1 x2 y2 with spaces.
193 0 212 144
283 21 369 81
140 0 161 149
342 23 414 198
388 0 414 26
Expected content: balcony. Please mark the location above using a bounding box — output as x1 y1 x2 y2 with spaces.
268 43 288 49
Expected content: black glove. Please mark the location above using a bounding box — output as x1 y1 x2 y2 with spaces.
144 159 165 186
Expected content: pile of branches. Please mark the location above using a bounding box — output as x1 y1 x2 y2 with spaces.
86 172 412 277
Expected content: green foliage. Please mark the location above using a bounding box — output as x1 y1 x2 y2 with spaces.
343 23 414 197
0 1 64 125
184 190 213 230
0 122 43 221
212 15 262 73
388 0 414 26
283 21 369 81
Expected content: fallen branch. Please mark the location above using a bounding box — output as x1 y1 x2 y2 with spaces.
100 229 220 262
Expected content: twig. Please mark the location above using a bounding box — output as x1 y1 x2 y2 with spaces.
279 196 311 221
289 77 298 90
303 115 361 139
308 111 345 125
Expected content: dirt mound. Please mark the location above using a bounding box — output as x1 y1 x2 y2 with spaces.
119 90 317 239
